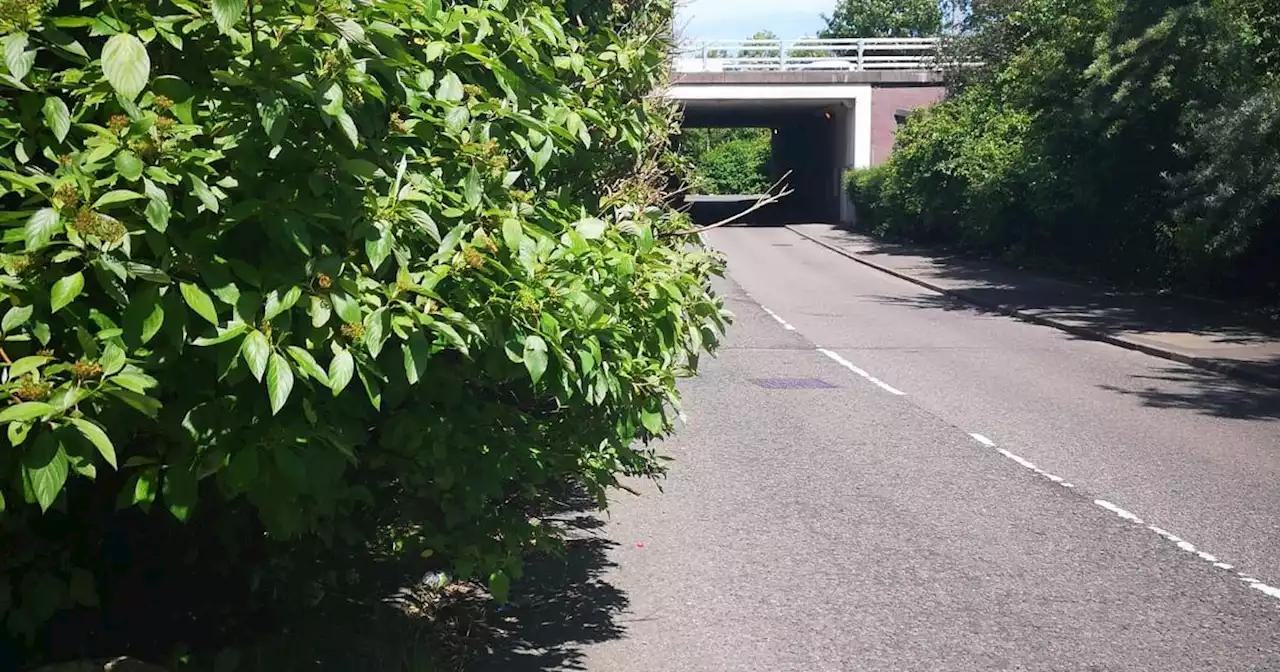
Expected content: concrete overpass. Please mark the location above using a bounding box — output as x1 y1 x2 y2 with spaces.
669 39 948 223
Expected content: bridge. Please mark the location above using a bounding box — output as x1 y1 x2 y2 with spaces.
669 38 949 223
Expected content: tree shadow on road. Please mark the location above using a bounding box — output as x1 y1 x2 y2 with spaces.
864 292 1280 422
820 226 1280 343
470 501 628 672
1098 366 1280 422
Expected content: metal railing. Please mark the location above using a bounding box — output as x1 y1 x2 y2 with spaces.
672 38 943 73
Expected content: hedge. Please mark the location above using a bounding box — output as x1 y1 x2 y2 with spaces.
0 0 726 662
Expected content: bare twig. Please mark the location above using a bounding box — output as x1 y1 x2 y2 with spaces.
661 170 794 237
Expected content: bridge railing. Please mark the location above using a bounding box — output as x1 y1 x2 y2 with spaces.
672 38 945 73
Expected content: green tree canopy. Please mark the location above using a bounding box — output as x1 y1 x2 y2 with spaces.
819 0 944 38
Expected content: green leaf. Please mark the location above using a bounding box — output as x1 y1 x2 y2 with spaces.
444 105 469 135
257 93 290 145
286 346 329 384
192 322 249 346
309 295 332 327
266 353 293 415
99 343 126 375
523 335 548 384
93 189 145 208
115 151 144 181
69 418 116 469
106 388 162 418
163 466 196 521
321 82 344 116
2 305 33 334
110 372 157 394
8 356 49 379
25 208 61 251
328 347 354 395
0 402 54 423
50 272 85 313
335 112 358 148
241 329 270 381
101 33 150 101
263 286 301 321
330 292 361 323
3 33 34 82
190 175 219 212
464 167 482 208
212 0 245 34
405 208 439 242
501 218 524 251
363 308 390 358
144 197 170 232
489 570 510 603
222 449 258 495
436 72 464 101
527 136 552 171
365 226 393 271
575 217 607 239
23 434 68 512
180 282 219 326
42 96 71 143
331 15 370 47
403 332 430 385
640 406 664 434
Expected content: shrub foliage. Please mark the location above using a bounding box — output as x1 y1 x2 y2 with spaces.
0 0 725 656
681 127 772 195
847 0 1280 294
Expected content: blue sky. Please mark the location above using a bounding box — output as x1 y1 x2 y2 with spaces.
675 0 831 41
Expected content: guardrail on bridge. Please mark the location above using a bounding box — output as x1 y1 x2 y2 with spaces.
672 38 943 73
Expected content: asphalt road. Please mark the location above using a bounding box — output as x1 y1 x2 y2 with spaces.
489 226 1280 671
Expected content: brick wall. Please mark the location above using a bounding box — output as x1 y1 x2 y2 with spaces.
870 86 946 165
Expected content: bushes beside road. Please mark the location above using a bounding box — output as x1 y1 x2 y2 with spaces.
0 0 724 664
846 0 1280 295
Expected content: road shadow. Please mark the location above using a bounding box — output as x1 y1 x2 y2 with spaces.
824 226 1280 344
866 292 1280 421
1099 366 1280 422
470 499 628 672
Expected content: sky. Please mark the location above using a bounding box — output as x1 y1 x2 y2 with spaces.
674 0 831 42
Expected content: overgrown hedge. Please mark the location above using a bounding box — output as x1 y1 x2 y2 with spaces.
0 0 725 663
847 0 1280 294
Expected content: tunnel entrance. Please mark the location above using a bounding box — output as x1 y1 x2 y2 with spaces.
677 102 854 226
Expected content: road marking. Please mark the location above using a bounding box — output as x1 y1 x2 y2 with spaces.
1094 499 1144 524
969 434 1075 486
818 348 906 396
969 432 1280 602
760 305 796 331
969 433 996 447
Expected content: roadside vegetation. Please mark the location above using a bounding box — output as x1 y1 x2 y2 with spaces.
0 0 727 667
847 0 1280 298
680 127 773 195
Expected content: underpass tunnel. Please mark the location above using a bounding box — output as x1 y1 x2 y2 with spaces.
677 99 861 225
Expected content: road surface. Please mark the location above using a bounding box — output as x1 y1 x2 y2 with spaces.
487 226 1280 671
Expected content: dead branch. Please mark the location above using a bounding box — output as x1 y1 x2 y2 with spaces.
661 170 794 237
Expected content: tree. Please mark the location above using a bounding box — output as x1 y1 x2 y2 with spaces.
819 0 944 38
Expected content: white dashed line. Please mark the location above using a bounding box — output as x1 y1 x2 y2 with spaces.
759 306 796 331
818 348 906 396
968 432 1280 602
972 434 1075 488
1093 499 1144 524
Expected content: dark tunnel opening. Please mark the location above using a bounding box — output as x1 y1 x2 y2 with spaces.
674 104 849 227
